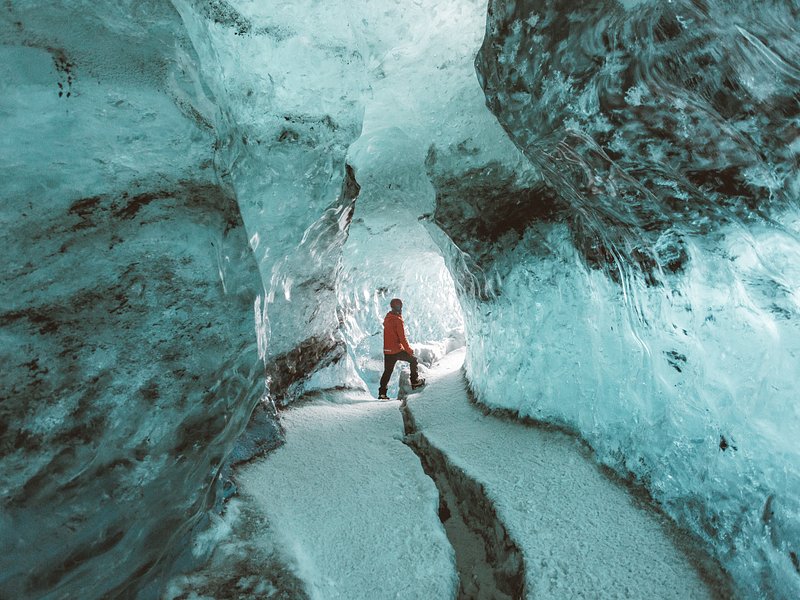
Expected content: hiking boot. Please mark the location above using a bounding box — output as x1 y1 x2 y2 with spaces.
378 393 390 400
411 378 426 390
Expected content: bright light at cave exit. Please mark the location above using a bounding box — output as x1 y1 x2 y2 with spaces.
338 125 466 395
324 0 487 394
338 239 465 394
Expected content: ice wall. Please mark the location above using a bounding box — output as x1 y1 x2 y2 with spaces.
445 0 800 596
0 2 277 597
169 0 368 404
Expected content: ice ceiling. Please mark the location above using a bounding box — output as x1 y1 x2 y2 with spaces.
1 0 799 598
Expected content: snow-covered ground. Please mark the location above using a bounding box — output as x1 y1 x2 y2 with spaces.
237 392 458 600
407 350 726 599
238 351 727 599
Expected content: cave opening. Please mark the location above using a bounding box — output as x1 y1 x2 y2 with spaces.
336 127 467 399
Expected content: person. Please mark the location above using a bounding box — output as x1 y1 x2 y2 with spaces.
378 298 426 400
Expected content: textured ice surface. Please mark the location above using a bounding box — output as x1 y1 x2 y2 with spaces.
0 8 274 598
462 1 800 597
161 498 309 600
171 0 367 371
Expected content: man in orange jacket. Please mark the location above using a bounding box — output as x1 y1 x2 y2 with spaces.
378 298 425 400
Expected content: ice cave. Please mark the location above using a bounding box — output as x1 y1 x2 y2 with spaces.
2 0 799 598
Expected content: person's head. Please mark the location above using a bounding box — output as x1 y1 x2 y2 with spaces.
390 298 403 315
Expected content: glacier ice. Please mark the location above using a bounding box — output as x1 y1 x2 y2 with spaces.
0 5 274 598
3 0 800 597
460 0 800 597
171 0 366 366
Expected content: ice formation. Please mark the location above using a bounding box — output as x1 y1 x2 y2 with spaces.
0 2 277 596
2 0 799 597
459 2 800 597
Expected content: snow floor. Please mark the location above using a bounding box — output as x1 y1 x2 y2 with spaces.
238 350 724 599
237 393 458 600
406 350 723 599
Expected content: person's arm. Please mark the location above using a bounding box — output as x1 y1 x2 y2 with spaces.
397 318 413 354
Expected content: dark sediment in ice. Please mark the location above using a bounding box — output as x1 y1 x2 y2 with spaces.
475 0 800 283
266 337 348 406
0 180 273 598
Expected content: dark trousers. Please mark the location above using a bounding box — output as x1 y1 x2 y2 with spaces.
379 351 418 395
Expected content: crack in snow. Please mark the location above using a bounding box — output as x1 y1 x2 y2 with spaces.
400 397 525 599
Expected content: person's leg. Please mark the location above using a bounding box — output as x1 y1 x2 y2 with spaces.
395 351 420 385
378 353 399 396
408 353 419 384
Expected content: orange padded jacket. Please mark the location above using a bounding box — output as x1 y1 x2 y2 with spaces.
383 311 412 355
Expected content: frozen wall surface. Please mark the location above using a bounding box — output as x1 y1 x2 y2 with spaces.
0 2 277 597
168 0 369 404
455 0 800 597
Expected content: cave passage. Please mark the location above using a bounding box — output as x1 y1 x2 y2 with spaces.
3 0 800 598
225 351 726 599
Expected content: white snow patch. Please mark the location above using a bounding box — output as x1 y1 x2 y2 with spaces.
407 349 721 599
237 391 457 600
